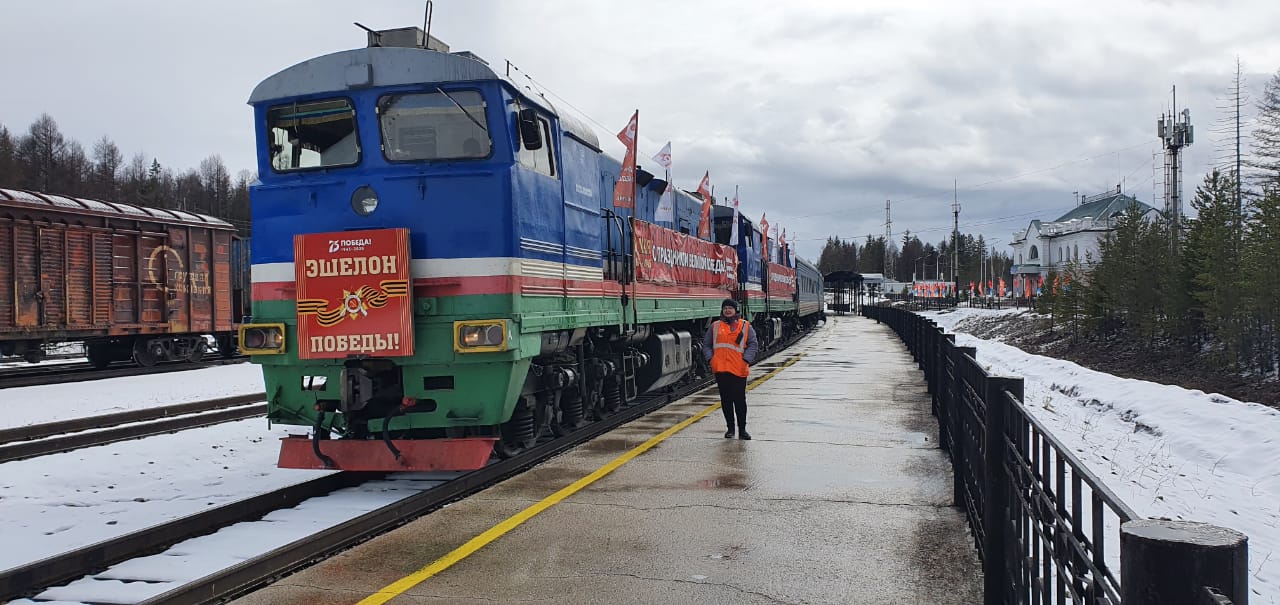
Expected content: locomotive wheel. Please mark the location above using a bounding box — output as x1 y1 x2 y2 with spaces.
132 340 160 368
494 400 536 458
23 349 45 364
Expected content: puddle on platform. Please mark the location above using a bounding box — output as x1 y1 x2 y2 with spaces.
693 471 751 490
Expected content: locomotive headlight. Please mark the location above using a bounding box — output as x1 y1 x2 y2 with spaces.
351 185 379 216
239 323 286 355
454 320 509 353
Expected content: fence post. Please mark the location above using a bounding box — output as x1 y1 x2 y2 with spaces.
1121 520 1248 605
951 346 977 507
982 375 1022 605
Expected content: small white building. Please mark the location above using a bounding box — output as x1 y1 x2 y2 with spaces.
1008 187 1160 278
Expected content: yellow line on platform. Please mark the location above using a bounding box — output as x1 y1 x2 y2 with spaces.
357 353 803 604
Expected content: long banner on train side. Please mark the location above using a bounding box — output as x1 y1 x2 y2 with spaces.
632 219 738 289
767 264 796 299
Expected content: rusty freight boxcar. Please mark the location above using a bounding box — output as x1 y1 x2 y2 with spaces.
0 189 242 367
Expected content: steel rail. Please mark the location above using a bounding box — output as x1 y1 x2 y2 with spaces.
0 357 248 389
0 472 370 602
0 394 267 445
0 403 268 463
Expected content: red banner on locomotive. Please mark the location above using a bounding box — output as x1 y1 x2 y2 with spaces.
293 228 413 359
767 264 797 299
631 219 738 289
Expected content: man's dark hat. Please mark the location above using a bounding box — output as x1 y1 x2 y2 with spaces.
721 298 739 311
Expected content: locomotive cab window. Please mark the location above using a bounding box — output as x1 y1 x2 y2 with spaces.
378 91 492 162
267 99 360 171
516 114 556 177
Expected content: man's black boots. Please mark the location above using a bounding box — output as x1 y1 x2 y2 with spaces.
738 428 751 440
724 428 735 438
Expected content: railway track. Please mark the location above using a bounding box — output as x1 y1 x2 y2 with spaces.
0 357 249 389
0 394 267 463
0 330 814 605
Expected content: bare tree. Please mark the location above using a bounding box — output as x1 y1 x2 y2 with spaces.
1252 67 1280 184
91 135 123 200
18 114 68 192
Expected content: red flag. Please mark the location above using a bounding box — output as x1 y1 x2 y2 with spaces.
969 281 975 293
759 213 770 261
999 278 1006 297
612 111 638 209
696 171 712 239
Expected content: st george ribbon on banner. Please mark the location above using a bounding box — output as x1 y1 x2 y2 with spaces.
612 111 638 209
653 141 674 223
632 218 738 289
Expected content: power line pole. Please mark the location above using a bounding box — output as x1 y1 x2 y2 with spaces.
884 199 892 279
952 180 960 303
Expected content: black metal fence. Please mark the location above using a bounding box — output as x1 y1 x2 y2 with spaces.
862 305 1248 605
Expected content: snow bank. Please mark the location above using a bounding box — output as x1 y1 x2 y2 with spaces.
924 310 1280 602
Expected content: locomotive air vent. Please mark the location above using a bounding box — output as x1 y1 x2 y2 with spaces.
367 26 450 52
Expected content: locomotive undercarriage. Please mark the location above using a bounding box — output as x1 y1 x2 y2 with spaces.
303 311 816 467
494 320 715 458
310 320 712 462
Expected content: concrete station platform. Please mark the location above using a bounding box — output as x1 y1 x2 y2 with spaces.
234 316 982 604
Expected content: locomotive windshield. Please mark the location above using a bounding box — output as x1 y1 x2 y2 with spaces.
266 99 360 172
378 91 491 161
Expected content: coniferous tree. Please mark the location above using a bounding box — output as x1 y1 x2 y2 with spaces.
1183 170 1244 363
1243 183 1280 374
0 124 21 186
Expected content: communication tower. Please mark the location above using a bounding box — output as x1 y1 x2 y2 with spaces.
1157 86 1193 248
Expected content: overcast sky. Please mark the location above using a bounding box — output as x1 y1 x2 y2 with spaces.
4 0 1280 261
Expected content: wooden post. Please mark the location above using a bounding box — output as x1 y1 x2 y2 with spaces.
1122 520 1248 605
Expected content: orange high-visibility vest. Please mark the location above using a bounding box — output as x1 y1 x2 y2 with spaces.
710 320 749 378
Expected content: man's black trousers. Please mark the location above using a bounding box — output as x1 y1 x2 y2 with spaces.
715 372 748 429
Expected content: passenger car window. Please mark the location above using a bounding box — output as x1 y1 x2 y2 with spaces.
267 99 360 171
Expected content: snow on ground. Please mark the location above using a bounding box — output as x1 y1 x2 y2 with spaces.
0 363 266 429
0 418 320 571
0 357 85 370
923 308 1280 602
9 473 456 605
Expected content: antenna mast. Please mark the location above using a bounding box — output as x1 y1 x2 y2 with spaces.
1157 85 1194 252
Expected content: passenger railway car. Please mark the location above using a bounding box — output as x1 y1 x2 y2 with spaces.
796 258 824 322
0 188 242 366
243 26 821 471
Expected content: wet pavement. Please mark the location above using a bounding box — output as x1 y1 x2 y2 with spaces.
233 315 983 604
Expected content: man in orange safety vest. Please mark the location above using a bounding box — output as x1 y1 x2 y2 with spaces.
702 298 759 440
